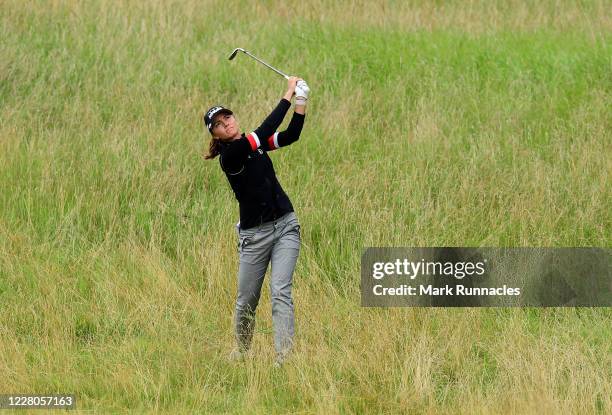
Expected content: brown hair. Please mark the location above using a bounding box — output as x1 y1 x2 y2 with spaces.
205 136 221 160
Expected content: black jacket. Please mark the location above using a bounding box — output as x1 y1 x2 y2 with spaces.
219 99 305 229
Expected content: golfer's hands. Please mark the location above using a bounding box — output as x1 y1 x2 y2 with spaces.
295 79 309 107
283 76 309 108
284 76 299 98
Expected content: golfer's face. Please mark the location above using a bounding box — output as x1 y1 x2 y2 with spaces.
212 113 239 140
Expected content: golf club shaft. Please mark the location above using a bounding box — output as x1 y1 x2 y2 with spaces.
242 50 289 79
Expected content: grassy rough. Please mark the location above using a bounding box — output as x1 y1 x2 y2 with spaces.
1 1 610 413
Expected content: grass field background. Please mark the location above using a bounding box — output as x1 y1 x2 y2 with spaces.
1 0 611 413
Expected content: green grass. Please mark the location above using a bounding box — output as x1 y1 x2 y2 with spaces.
1 0 611 413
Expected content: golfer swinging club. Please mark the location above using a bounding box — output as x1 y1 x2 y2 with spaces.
204 76 309 366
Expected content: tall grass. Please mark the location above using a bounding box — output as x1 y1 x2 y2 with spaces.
1 0 610 413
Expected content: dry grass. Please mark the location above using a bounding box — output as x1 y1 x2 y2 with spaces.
1 0 610 413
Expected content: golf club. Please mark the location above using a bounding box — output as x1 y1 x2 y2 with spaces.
228 48 290 80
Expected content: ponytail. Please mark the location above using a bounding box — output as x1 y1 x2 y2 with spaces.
205 137 221 160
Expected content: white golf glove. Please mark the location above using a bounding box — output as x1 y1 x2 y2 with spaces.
295 80 310 106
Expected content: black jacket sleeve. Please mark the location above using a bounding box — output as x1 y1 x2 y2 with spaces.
252 98 291 141
262 111 305 151
219 99 291 174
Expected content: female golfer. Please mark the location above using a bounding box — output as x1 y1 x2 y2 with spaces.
204 76 309 366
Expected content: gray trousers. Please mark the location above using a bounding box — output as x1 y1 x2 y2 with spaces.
234 211 300 358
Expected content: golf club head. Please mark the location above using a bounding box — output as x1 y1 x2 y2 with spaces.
228 48 245 60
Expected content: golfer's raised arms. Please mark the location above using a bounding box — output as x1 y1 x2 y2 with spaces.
220 100 305 173
219 98 290 173
264 111 305 151
249 98 292 149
